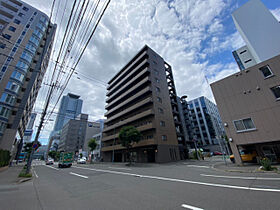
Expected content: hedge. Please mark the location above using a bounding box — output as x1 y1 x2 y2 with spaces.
0 149 11 167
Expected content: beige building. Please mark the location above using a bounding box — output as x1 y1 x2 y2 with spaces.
102 45 188 163
0 0 56 152
211 54 280 164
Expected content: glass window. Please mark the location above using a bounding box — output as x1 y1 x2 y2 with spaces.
0 106 10 118
0 93 15 105
23 6 29 11
16 59 29 71
157 97 162 103
259 65 273 78
11 71 24 82
8 26 16 32
25 42 36 54
155 78 160 83
18 12 24 17
158 108 164 114
156 87 160 92
29 35 40 46
1 66 7 72
6 81 20 93
3 34 11 40
0 43 6 49
160 121 165 127
271 86 280 99
0 122 7 132
33 29 43 39
243 118 255 129
14 19 21 24
233 118 255 132
162 135 167 141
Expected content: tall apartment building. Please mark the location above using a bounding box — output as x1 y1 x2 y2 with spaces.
102 45 188 163
0 0 56 151
58 114 88 154
232 0 280 70
183 96 225 151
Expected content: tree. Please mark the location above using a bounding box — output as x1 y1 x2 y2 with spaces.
48 151 60 161
119 126 141 165
88 138 97 163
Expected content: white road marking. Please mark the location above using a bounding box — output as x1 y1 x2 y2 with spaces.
34 170 38 178
181 204 204 210
108 167 132 171
200 174 280 180
186 165 210 168
72 166 280 193
70 172 88 179
45 165 59 171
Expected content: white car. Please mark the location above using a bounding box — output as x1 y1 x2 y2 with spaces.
77 157 86 164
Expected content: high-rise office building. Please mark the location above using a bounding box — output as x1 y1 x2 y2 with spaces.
53 93 83 132
186 96 225 150
232 0 280 70
102 45 187 163
0 0 56 151
48 93 83 152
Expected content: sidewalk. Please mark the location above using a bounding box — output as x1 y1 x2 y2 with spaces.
0 164 31 185
213 162 280 173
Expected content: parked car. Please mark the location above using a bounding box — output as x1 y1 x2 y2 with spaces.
211 151 223 156
77 157 86 164
230 150 257 163
46 159 54 165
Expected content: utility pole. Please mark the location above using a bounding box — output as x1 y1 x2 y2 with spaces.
26 83 55 174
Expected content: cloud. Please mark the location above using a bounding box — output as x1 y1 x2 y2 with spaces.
23 0 254 143
271 8 280 20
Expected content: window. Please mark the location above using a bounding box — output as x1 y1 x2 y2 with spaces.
16 60 29 71
14 19 20 24
18 12 24 17
147 135 153 139
157 97 162 103
0 43 6 49
11 71 24 82
8 26 16 32
155 78 160 83
0 122 7 132
271 86 280 100
3 34 11 40
26 24 30 28
158 108 164 114
6 81 20 93
259 65 273 78
233 118 256 132
156 87 160 93
22 6 29 11
12 47 17 52
0 106 10 118
244 59 252 63
153 60 157 65
162 135 167 141
1 66 7 72
154 69 159 75
160 121 165 127
0 93 15 105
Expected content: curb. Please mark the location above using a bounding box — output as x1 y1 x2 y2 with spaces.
212 163 280 174
17 177 32 184
0 166 9 173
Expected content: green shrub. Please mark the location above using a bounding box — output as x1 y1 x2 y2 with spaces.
260 158 272 171
0 149 11 167
18 171 32 178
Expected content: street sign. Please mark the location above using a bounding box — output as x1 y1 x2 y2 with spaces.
32 144 38 149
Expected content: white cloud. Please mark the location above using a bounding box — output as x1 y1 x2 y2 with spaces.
24 0 245 142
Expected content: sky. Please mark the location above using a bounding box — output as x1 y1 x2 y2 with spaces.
22 0 280 145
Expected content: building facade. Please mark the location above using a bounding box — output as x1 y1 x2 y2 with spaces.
232 0 280 65
22 112 35 143
58 114 88 154
232 46 257 71
83 121 102 158
0 0 56 151
102 45 186 163
185 96 225 151
211 54 280 164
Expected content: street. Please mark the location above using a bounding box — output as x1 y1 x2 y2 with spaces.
1 159 280 210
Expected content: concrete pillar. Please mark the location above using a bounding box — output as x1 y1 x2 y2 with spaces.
231 143 243 165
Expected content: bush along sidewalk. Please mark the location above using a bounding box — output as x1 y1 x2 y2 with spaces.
0 149 11 167
259 158 278 171
18 165 32 178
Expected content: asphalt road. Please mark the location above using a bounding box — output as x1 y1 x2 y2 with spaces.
2 159 280 210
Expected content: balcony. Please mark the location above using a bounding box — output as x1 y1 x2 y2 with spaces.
102 123 154 142
107 60 149 96
106 76 151 106
108 50 148 90
105 97 153 124
101 139 155 152
105 86 152 114
106 67 149 101
103 109 154 133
